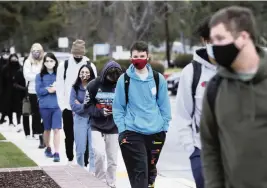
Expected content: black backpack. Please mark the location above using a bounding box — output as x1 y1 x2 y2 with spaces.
63 60 91 81
190 61 222 132
191 61 202 118
206 74 223 123
124 70 160 104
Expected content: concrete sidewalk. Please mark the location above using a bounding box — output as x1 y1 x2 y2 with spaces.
0 119 195 188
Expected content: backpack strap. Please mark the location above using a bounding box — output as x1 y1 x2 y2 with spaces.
124 71 160 104
191 61 202 118
206 74 223 121
124 73 130 104
63 60 68 81
153 70 160 100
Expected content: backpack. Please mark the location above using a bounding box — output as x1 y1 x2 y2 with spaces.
63 60 91 81
190 61 222 132
206 74 223 122
191 61 202 118
124 70 160 104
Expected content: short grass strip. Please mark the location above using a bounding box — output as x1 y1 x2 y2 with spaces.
0 142 36 168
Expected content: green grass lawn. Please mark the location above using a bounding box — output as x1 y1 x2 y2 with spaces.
0 142 37 168
0 133 5 140
165 68 182 74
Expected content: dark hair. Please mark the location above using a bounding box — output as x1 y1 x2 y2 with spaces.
2 48 10 53
73 64 95 93
210 6 257 41
40 52 59 79
130 41 148 55
23 56 28 65
195 16 211 41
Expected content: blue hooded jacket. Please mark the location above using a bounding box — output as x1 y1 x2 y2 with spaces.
113 64 171 135
70 84 89 118
84 61 122 134
35 73 59 109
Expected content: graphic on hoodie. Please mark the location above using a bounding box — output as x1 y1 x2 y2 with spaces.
201 81 207 87
95 91 115 112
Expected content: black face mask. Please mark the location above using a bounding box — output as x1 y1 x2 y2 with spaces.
10 61 18 64
105 68 122 84
74 57 82 63
212 43 240 68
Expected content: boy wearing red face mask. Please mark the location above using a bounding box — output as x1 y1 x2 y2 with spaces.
113 41 172 188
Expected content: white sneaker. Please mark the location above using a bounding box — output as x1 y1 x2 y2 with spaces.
26 135 31 140
16 124 22 133
9 123 15 127
33 134 39 140
102 179 107 184
68 160 76 166
83 166 88 171
107 183 116 188
89 172 95 177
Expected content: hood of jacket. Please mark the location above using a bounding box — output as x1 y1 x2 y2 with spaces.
100 60 122 83
193 47 217 71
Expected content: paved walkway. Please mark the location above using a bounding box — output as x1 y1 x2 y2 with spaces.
0 117 195 188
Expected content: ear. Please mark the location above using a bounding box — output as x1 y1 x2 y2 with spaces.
147 53 151 61
200 37 205 45
238 31 251 48
240 31 250 41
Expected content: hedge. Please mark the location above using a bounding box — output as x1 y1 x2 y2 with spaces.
93 58 165 74
173 54 193 68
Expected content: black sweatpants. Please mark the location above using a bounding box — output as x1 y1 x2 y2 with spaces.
62 109 74 161
23 115 30 136
29 94 43 134
119 130 166 188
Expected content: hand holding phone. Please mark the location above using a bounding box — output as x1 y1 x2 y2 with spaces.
103 108 112 116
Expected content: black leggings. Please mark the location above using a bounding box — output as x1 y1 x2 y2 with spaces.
22 94 43 136
0 112 21 124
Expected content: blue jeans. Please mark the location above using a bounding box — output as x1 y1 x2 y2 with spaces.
190 147 204 188
73 115 95 172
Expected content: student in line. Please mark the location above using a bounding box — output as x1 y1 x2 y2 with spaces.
56 39 97 164
176 16 217 188
35 52 61 162
84 60 122 188
23 43 45 148
1 54 25 127
201 6 267 188
70 64 95 172
113 41 171 188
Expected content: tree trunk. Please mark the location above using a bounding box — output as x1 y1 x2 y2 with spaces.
164 3 171 68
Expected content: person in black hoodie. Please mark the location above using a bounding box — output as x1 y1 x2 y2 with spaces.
0 54 24 126
84 60 122 188
0 48 10 120
0 48 10 70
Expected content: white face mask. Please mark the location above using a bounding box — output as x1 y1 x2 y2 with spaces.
3 54 9 59
44 61 56 70
206 43 215 59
